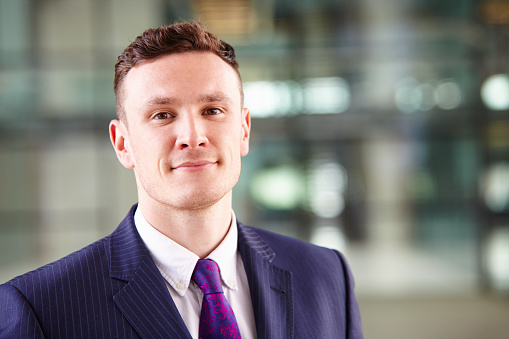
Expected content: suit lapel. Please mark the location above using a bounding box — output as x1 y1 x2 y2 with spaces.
108 205 192 339
107 206 294 338
238 223 294 339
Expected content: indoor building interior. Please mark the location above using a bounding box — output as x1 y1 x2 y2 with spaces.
1 0 509 338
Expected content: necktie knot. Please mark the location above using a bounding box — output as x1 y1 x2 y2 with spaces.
192 259 223 295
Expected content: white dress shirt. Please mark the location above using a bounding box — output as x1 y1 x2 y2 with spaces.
134 207 257 339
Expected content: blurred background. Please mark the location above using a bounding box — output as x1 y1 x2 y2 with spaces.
1 0 509 337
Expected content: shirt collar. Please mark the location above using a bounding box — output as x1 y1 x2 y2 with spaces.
134 207 239 296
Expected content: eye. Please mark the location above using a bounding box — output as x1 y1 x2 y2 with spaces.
204 108 222 115
154 112 173 120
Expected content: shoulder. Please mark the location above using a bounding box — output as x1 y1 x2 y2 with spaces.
2 205 139 292
0 282 46 337
238 223 359 318
238 223 350 274
3 236 111 295
239 223 338 255
0 235 114 335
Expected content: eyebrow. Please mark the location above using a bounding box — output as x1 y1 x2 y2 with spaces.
197 92 233 104
146 97 176 106
145 92 233 107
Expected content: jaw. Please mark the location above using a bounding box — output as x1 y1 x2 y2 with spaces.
135 168 238 212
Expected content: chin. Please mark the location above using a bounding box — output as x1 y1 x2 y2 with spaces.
165 189 230 211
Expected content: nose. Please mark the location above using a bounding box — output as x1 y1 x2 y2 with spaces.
175 114 208 150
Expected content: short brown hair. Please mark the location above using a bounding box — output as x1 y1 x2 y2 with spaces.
114 21 241 121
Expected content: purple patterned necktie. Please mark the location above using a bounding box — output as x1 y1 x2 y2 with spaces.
192 259 242 339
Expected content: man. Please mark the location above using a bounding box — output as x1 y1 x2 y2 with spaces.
0 21 363 338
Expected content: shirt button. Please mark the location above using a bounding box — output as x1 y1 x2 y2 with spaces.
177 282 185 290
228 280 236 287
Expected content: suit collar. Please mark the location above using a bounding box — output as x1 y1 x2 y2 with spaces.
108 204 192 339
237 222 276 263
109 206 277 280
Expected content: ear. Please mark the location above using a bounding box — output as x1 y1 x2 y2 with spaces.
240 107 251 156
109 119 135 169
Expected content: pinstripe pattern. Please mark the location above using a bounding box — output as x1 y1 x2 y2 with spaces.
0 239 140 338
0 205 190 338
238 222 363 339
0 205 363 338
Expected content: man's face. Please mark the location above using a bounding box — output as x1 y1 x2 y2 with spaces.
110 52 250 211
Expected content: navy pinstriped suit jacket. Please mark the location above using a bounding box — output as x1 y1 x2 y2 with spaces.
0 205 363 338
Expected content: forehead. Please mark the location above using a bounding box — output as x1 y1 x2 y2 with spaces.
122 52 241 104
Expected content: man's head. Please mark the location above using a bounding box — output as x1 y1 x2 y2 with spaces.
114 21 242 123
109 21 250 213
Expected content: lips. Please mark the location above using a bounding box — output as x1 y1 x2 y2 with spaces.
171 160 217 172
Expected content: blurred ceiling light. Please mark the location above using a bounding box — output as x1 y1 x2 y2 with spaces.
280 80 303 115
395 77 420 114
244 77 350 117
435 80 462 110
396 78 462 113
308 160 348 219
250 165 304 210
482 162 509 213
310 225 347 251
302 77 350 114
481 74 509 110
415 83 436 111
485 227 509 290
243 81 280 118
311 191 345 219
243 80 301 118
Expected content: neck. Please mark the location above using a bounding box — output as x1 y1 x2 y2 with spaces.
138 193 233 258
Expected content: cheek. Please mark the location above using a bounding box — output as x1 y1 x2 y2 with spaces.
134 130 172 151
226 134 243 158
130 135 164 165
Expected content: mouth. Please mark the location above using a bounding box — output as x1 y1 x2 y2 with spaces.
171 160 217 172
